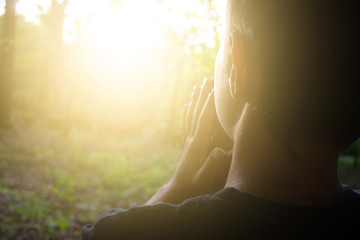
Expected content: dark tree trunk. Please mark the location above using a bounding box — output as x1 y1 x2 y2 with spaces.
0 0 17 128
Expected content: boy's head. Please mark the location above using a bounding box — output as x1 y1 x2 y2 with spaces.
215 0 360 149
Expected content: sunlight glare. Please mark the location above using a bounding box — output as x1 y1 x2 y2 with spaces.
8 0 226 122
88 2 164 56
0 0 5 16
16 0 51 24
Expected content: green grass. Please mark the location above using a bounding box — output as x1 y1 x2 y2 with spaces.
0 125 181 239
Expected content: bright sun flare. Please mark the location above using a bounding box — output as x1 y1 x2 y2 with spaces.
12 0 225 55
0 0 226 128
88 2 165 54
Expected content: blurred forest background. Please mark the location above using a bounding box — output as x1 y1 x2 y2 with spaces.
0 0 359 239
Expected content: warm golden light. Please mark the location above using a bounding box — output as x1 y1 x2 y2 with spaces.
0 1 228 238
86 2 164 55
0 0 225 130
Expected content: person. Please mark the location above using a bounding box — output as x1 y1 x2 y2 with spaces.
81 1 360 239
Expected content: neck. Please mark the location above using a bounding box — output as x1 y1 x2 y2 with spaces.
225 104 344 206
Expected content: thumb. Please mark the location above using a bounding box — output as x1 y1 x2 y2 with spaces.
195 148 231 193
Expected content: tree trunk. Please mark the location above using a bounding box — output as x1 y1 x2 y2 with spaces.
43 0 67 101
0 0 17 128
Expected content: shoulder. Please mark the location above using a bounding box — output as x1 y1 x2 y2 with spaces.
81 187 360 240
353 188 360 196
81 193 220 240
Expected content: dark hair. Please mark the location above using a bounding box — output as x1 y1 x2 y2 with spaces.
229 0 360 148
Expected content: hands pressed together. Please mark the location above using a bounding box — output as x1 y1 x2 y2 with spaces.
147 78 233 205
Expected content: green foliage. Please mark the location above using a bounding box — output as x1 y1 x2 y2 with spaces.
0 125 181 239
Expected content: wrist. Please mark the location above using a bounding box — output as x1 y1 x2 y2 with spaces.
146 182 177 205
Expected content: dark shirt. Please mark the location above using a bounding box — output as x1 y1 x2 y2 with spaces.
82 186 360 240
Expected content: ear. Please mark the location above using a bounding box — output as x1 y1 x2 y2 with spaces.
228 31 249 101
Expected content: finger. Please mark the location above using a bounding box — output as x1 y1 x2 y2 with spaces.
212 150 232 191
190 78 214 136
195 148 225 183
194 89 216 142
195 148 231 193
185 85 201 138
182 103 189 144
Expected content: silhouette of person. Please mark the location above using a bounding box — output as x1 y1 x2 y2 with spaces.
82 1 360 239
